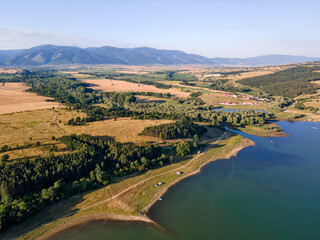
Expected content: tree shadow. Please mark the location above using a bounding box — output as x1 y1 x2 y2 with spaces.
0 194 85 240
136 98 166 104
93 135 116 142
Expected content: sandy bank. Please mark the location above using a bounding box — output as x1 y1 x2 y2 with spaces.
37 213 155 240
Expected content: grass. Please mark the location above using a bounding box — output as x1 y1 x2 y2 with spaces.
0 108 173 162
27 121 42 127
239 123 287 137
13 130 252 240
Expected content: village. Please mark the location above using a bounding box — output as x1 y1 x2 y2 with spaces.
218 93 268 106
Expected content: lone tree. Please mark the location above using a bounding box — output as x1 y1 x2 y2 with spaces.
1 154 9 163
194 134 199 142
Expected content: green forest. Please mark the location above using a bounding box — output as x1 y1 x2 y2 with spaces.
140 118 207 139
0 134 169 230
240 66 320 97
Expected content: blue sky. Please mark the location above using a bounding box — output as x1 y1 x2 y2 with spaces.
1 0 320 57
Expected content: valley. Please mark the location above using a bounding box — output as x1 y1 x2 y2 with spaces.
0 63 319 240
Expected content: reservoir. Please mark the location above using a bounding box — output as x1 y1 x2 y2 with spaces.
50 121 320 240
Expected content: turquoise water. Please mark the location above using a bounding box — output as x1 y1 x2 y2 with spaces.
50 121 320 240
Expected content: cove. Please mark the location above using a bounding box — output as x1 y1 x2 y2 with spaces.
49 121 320 240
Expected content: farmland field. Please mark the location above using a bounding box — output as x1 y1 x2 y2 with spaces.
82 78 191 98
0 83 59 114
0 108 172 162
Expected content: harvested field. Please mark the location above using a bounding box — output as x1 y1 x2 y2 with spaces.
0 108 172 161
0 68 20 74
61 71 94 78
304 99 320 108
81 79 190 98
0 83 59 114
70 117 173 144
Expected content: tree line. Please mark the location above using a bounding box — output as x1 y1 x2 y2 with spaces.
140 117 207 139
131 91 205 106
130 102 268 126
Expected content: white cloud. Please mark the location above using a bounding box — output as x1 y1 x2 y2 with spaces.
0 27 138 49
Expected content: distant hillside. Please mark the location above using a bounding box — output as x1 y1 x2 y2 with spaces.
212 55 320 66
86 46 211 65
0 44 319 66
6 45 124 66
0 49 24 66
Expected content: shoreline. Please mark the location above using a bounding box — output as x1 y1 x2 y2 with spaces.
36 213 155 240
36 135 254 240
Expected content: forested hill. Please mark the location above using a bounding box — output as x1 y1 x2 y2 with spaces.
0 44 319 66
240 66 320 98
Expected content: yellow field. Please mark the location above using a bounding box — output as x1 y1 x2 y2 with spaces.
0 82 59 114
81 79 190 98
0 108 173 162
0 68 21 74
304 100 320 108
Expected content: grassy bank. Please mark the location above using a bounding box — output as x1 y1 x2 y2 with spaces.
239 123 289 137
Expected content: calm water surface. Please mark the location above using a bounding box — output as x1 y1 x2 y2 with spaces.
50 121 320 240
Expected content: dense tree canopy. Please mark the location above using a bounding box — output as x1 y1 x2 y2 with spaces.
240 66 320 97
0 134 168 230
140 118 207 139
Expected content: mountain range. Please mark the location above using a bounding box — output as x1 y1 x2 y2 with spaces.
0 44 319 67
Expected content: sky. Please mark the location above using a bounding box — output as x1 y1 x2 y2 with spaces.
1 0 320 58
